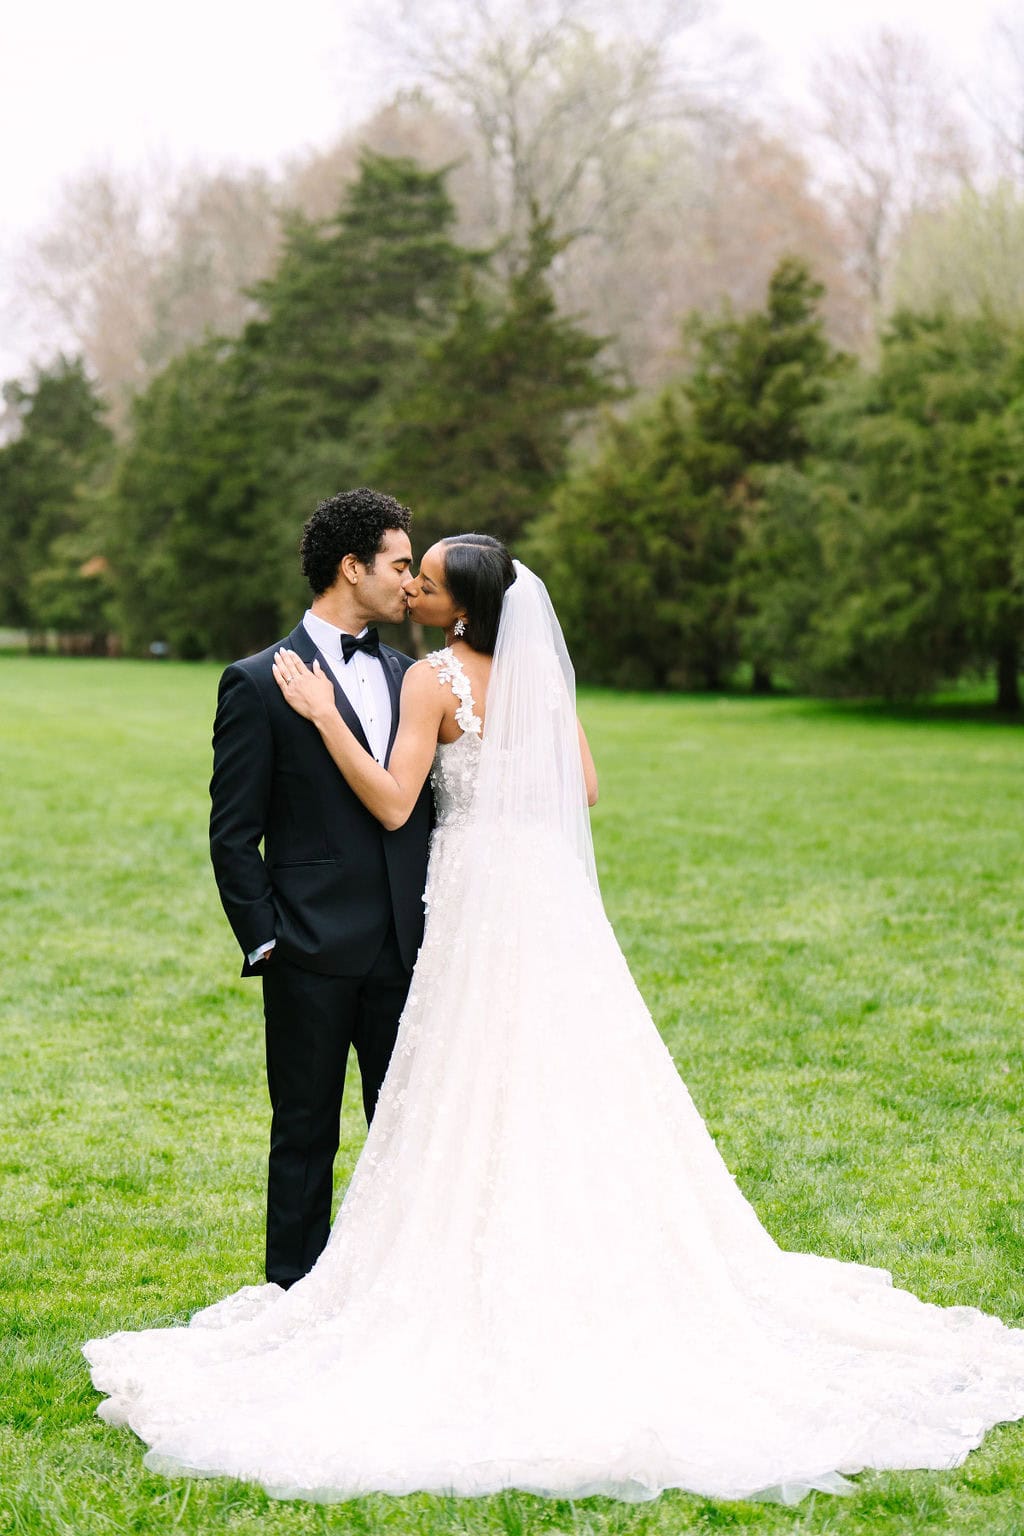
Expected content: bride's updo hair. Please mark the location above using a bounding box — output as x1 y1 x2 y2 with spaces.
441 534 516 654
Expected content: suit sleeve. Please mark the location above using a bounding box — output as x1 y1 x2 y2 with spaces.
209 664 277 961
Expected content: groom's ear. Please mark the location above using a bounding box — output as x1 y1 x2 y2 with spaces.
338 553 361 587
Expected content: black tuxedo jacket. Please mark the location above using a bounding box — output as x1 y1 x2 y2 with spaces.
210 621 432 977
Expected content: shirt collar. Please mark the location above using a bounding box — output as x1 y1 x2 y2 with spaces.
302 609 369 660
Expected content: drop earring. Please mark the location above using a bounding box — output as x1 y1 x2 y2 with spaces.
453 617 466 638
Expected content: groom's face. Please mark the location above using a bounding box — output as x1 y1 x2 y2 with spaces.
355 528 414 624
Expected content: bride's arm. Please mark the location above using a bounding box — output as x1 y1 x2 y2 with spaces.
272 650 444 831
577 719 599 806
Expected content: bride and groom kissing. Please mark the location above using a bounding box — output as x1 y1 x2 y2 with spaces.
84 487 1024 1506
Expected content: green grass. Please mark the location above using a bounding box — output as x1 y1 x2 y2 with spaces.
1 656 1022 1535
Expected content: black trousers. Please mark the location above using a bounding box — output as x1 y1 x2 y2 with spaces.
261 920 411 1287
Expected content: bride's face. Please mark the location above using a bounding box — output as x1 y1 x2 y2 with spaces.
403 543 466 634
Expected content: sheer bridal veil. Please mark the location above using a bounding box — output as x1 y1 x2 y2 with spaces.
469 560 598 895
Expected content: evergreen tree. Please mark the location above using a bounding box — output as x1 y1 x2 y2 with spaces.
0 357 113 641
376 223 616 551
108 340 289 659
684 259 842 690
528 258 839 690
683 258 835 467
527 391 739 688
242 151 478 450
798 311 1023 708
104 153 483 658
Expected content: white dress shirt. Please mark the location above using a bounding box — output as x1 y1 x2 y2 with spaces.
301 609 392 765
247 612 394 966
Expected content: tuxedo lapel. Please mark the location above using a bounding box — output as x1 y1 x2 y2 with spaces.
381 649 405 763
285 622 373 756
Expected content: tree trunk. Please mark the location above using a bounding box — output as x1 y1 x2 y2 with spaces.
996 638 1021 712
752 664 773 695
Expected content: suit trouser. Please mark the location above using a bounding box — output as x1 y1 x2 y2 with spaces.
261 919 411 1287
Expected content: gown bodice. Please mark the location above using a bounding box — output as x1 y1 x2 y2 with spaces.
426 648 483 830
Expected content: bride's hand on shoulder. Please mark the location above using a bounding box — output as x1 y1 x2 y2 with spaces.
272 650 336 723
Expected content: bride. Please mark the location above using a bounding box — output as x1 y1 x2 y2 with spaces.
85 535 1024 1505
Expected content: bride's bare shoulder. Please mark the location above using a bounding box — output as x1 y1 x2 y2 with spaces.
399 659 450 711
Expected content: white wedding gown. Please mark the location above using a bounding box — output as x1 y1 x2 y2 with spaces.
85 631 1024 1505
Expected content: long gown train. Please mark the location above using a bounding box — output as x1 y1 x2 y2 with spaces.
84 639 1024 1505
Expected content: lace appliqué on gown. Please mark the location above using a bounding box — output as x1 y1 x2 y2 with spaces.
83 640 1024 1505
426 647 482 738
424 648 483 842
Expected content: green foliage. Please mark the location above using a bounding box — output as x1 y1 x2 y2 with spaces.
99 168 612 659
527 392 737 689
783 310 1024 706
102 153 486 658
5 186 1020 708
243 151 477 450
683 257 835 466
529 258 840 689
732 460 835 689
533 260 1021 709
890 183 1024 326
0 356 114 638
108 340 289 659
376 222 616 551
3 658 1024 1533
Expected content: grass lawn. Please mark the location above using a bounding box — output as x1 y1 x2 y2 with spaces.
1 655 1022 1535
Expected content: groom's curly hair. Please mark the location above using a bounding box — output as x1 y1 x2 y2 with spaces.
300 488 412 595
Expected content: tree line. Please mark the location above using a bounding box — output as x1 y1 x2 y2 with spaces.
18 9 1023 427
0 146 1020 709
529 263 1023 710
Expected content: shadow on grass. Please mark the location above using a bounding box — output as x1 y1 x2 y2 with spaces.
800 696 1022 729
579 682 1022 730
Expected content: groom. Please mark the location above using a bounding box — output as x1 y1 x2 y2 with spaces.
209 488 432 1288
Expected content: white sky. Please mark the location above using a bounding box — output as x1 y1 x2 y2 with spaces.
715 0 994 102
0 0 1009 379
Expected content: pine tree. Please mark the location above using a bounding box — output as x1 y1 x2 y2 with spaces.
528 390 739 689
528 259 840 690
800 310 1023 707
242 151 479 450
376 222 616 551
0 357 113 641
104 153 484 658
683 258 842 690
108 340 287 659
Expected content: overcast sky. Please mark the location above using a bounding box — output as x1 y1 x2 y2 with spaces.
0 0 1009 379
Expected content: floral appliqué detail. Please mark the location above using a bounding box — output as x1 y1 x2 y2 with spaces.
426 647 481 736
424 648 484 847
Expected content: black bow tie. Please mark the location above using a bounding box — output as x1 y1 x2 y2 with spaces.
340 627 381 663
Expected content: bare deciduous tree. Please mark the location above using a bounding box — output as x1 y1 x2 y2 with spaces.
148 170 281 366
368 0 759 267
15 163 280 426
812 28 975 312
17 169 162 424
564 119 865 390
890 182 1024 322
966 5 1024 184
285 90 491 247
